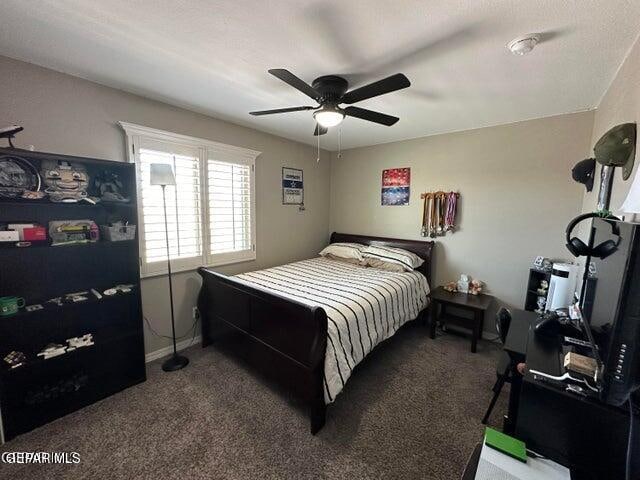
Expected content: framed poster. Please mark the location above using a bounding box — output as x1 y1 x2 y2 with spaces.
282 167 304 205
381 167 410 206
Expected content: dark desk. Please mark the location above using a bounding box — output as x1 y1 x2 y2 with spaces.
502 309 634 480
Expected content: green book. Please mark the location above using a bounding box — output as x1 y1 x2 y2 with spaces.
484 427 527 463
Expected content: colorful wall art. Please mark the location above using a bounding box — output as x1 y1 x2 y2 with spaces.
381 167 410 206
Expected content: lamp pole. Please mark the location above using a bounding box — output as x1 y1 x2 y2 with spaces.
160 183 189 371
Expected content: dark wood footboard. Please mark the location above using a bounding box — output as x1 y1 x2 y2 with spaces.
197 266 328 433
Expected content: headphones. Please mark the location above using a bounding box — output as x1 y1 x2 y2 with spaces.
565 212 621 259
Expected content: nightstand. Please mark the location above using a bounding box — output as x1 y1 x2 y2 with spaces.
430 286 494 353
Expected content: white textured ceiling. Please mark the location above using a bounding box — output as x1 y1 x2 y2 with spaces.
1 0 640 150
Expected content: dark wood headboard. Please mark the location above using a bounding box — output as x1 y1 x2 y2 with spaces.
329 232 435 286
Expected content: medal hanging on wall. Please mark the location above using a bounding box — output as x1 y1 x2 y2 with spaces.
421 191 460 237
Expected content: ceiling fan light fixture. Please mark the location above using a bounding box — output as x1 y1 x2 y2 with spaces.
314 106 345 128
251 69 409 134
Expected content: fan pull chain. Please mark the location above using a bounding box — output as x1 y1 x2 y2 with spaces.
316 129 320 163
337 127 342 159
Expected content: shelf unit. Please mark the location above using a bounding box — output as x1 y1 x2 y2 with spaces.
524 267 597 314
0 147 146 441
524 268 552 312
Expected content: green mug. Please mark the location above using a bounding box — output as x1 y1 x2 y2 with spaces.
0 296 25 316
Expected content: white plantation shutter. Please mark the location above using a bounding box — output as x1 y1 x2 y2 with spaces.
137 140 204 274
120 122 258 277
207 159 255 265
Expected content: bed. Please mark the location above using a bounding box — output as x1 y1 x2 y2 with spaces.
197 232 435 434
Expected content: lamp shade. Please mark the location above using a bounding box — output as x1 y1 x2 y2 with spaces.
150 163 176 186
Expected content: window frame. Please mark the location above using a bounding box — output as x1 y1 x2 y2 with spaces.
119 122 260 278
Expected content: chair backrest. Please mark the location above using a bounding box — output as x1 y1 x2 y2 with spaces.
495 307 512 345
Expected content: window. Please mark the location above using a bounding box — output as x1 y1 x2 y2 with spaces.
120 122 259 277
207 160 252 260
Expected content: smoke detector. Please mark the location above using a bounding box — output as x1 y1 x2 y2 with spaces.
507 34 541 55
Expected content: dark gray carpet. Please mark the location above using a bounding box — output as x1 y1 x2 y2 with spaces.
0 324 508 479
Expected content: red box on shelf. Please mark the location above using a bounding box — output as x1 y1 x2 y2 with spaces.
23 227 47 242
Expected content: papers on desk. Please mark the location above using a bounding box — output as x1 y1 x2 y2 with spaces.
475 437 570 480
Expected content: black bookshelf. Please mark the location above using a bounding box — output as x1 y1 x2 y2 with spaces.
524 268 552 312
0 147 146 441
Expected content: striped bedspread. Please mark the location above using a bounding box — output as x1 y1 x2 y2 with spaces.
234 257 430 404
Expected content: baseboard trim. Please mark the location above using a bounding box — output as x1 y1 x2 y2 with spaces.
145 336 202 363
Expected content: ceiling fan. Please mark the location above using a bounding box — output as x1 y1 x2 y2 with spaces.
250 69 410 135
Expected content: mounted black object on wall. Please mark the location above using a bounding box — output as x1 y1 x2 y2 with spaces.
150 163 189 372
571 158 595 192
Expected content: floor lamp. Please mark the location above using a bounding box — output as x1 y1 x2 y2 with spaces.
150 163 189 372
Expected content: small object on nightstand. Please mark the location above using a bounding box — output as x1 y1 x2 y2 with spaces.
444 281 457 292
469 279 484 295
457 274 470 294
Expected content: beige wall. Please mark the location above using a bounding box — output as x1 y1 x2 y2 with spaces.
0 55 331 356
330 112 594 315
582 35 640 217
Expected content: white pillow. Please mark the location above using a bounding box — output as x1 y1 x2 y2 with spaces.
362 245 424 272
319 242 365 262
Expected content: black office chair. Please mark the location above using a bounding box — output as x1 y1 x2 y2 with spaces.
482 307 513 425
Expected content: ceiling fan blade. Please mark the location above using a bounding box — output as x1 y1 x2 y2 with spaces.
344 106 399 126
314 124 328 136
268 69 321 101
341 73 410 104
250 106 315 116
